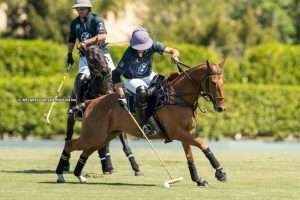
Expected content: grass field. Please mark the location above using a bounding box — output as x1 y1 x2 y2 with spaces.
0 141 299 200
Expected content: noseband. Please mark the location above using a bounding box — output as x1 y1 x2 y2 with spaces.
175 61 224 106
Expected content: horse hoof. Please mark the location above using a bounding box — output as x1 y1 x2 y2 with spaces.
103 170 113 175
77 175 87 183
215 168 227 182
56 174 66 183
196 179 208 187
134 171 144 176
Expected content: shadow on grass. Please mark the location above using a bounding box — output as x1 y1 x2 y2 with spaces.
40 181 157 187
0 169 72 174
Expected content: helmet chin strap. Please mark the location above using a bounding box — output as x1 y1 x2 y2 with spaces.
137 51 144 58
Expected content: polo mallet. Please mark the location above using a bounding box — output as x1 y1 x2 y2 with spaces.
125 107 183 188
44 64 72 124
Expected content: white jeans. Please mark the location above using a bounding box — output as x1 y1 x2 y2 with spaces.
123 72 156 94
78 53 115 76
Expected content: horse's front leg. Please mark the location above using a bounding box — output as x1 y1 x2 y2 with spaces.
177 131 227 182
182 142 208 187
63 91 77 172
97 144 114 174
119 132 143 176
194 137 227 182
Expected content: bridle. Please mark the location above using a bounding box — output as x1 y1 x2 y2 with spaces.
174 61 224 110
85 47 110 80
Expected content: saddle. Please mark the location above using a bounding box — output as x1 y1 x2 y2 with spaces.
125 75 175 143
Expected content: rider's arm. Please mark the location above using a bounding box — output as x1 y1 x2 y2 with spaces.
112 49 130 97
164 47 180 61
67 22 76 66
114 82 125 97
68 43 75 54
112 67 125 97
68 21 77 54
152 41 180 61
79 16 107 48
80 33 107 48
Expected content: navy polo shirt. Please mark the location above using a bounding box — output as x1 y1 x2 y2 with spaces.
112 41 166 83
68 13 108 53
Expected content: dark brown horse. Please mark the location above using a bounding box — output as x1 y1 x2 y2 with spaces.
56 60 227 187
61 46 142 177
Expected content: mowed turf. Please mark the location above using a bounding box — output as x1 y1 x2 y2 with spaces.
0 142 299 200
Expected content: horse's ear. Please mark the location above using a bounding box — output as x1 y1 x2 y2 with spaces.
206 60 212 72
219 59 226 68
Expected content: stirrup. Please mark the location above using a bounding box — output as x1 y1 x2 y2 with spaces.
69 107 83 121
142 124 155 135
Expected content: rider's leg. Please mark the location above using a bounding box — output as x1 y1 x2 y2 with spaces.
135 85 148 125
104 53 116 71
73 73 89 119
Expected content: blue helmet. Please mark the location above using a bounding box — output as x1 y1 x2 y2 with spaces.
130 28 153 51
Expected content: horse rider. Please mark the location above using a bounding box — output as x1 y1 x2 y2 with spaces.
112 27 180 134
67 0 115 116
65 0 115 173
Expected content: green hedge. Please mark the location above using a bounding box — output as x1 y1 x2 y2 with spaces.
197 84 300 140
3 40 300 84
0 40 67 76
1 76 299 139
0 39 221 77
236 43 300 85
0 76 77 138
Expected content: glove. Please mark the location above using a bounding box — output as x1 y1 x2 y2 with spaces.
118 97 128 111
171 56 180 64
77 42 87 54
67 53 74 66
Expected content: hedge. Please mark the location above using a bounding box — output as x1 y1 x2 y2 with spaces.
1 76 299 139
0 76 76 139
3 40 300 84
196 84 300 140
0 39 67 76
0 39 221 77
237 43 300 85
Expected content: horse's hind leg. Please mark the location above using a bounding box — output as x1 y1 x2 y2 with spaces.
178 131 226 182
73 148 97 183
62 91 77 172
182 142 208 187
119 132 142 176
55 138 87 182
97 144 114 174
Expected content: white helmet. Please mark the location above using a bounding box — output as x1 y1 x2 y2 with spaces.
72 0 93 8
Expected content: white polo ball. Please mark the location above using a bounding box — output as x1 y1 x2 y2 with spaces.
163 181 170 188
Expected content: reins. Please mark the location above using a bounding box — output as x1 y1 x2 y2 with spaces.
172 61 219 113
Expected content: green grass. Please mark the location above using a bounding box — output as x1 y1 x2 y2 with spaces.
0 146 299 200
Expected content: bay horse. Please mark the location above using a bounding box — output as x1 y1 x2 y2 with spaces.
56 60 227 187
61 46 142 176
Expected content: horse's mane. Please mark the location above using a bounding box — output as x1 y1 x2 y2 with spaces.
86 46 109 76
168 63 208 84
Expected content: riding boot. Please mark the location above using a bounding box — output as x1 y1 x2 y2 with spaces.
74 73 89 120
135 86 152 135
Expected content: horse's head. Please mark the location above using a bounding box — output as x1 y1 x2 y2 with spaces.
86 46 110 78
202 60 225 112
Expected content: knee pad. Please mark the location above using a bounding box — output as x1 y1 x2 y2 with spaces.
136 86 148 105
